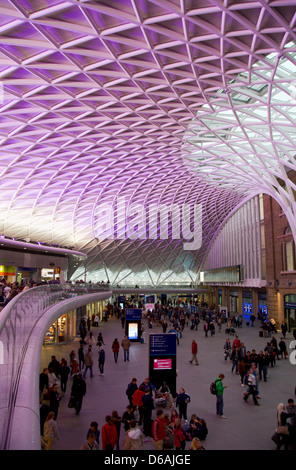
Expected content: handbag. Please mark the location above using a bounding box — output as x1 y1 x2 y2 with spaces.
276 425 289 435
68 396 76 408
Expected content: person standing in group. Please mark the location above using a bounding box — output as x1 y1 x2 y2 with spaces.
49 383 62 420
98 347 105 376
141 388 155 439
189 339 199 365
122 419 144 450
83 347 94 378
79 430 99 450
70 373 86 415
126 378 138 406
112 338 120 363
111 410 122 450
101 415 118 451
42 411 60 450
215 374 227 418
121 335 131 362
152 409 166 450
176 388 191 422
132 384 145 426
174 418 186 451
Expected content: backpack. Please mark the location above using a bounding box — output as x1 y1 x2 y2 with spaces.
210 382 217 395
210 379 221 395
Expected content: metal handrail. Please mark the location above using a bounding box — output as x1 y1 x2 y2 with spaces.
0 284 109 450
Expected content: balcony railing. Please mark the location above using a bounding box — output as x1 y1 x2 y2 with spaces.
0 283 110 450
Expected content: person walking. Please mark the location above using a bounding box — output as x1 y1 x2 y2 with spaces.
112 338 120 363
70 373 86 415
238 359 246 387
189 339 199 365
78 344 85 371
83 347 94 378
121 335 131 362
231 347 240 374
98 347 105 376
281 321 288 339
243 368 260 406
176 388 191 422
60 359 70 396
215 374 227 418
43 411 60 450
224 339 231 361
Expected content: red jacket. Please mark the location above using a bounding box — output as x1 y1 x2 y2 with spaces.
192 341 198 354
102 422 118 450
112 341 120 353
174 427 185 448
132 389 145 407
152 418 166 441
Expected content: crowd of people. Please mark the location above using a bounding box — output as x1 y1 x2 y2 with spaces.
37 296 296 451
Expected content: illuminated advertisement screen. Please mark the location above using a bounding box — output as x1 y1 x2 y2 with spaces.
128 323 139 340
153 358 172 370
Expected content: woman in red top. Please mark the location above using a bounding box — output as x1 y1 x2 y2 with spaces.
173 418 186 451
132 384 145 426
102 415 118 450
112 338 120 363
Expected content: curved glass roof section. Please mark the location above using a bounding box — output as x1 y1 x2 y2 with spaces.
0 1 296 285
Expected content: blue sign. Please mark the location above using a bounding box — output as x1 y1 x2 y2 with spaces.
285 303 296 309
243 303 253 314
125 308 142 320
145 295 155 303
149 334 176 356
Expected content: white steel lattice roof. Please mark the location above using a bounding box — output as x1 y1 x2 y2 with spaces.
0 0 296 285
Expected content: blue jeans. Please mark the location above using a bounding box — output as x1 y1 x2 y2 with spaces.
216 395 224 416
83 365 93 378
124 349 129 361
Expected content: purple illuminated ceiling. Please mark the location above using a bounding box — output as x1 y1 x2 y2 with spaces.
0 0 296 285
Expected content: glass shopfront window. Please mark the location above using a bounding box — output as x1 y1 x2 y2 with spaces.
284 294 296 332
44 311 76 344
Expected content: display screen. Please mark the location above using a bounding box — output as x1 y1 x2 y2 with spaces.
128 323 139 340
153 358 172 370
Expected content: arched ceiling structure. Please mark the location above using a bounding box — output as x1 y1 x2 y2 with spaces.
0 0 296 285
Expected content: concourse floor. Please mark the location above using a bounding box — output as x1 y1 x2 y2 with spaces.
40 316 296 451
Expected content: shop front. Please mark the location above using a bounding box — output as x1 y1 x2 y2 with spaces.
242 290 253 318
284 294 296 332
44 310 76 344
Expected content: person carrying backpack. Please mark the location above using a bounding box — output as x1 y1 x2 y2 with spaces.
214 374 227 418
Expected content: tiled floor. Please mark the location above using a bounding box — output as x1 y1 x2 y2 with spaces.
40 315 296 450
